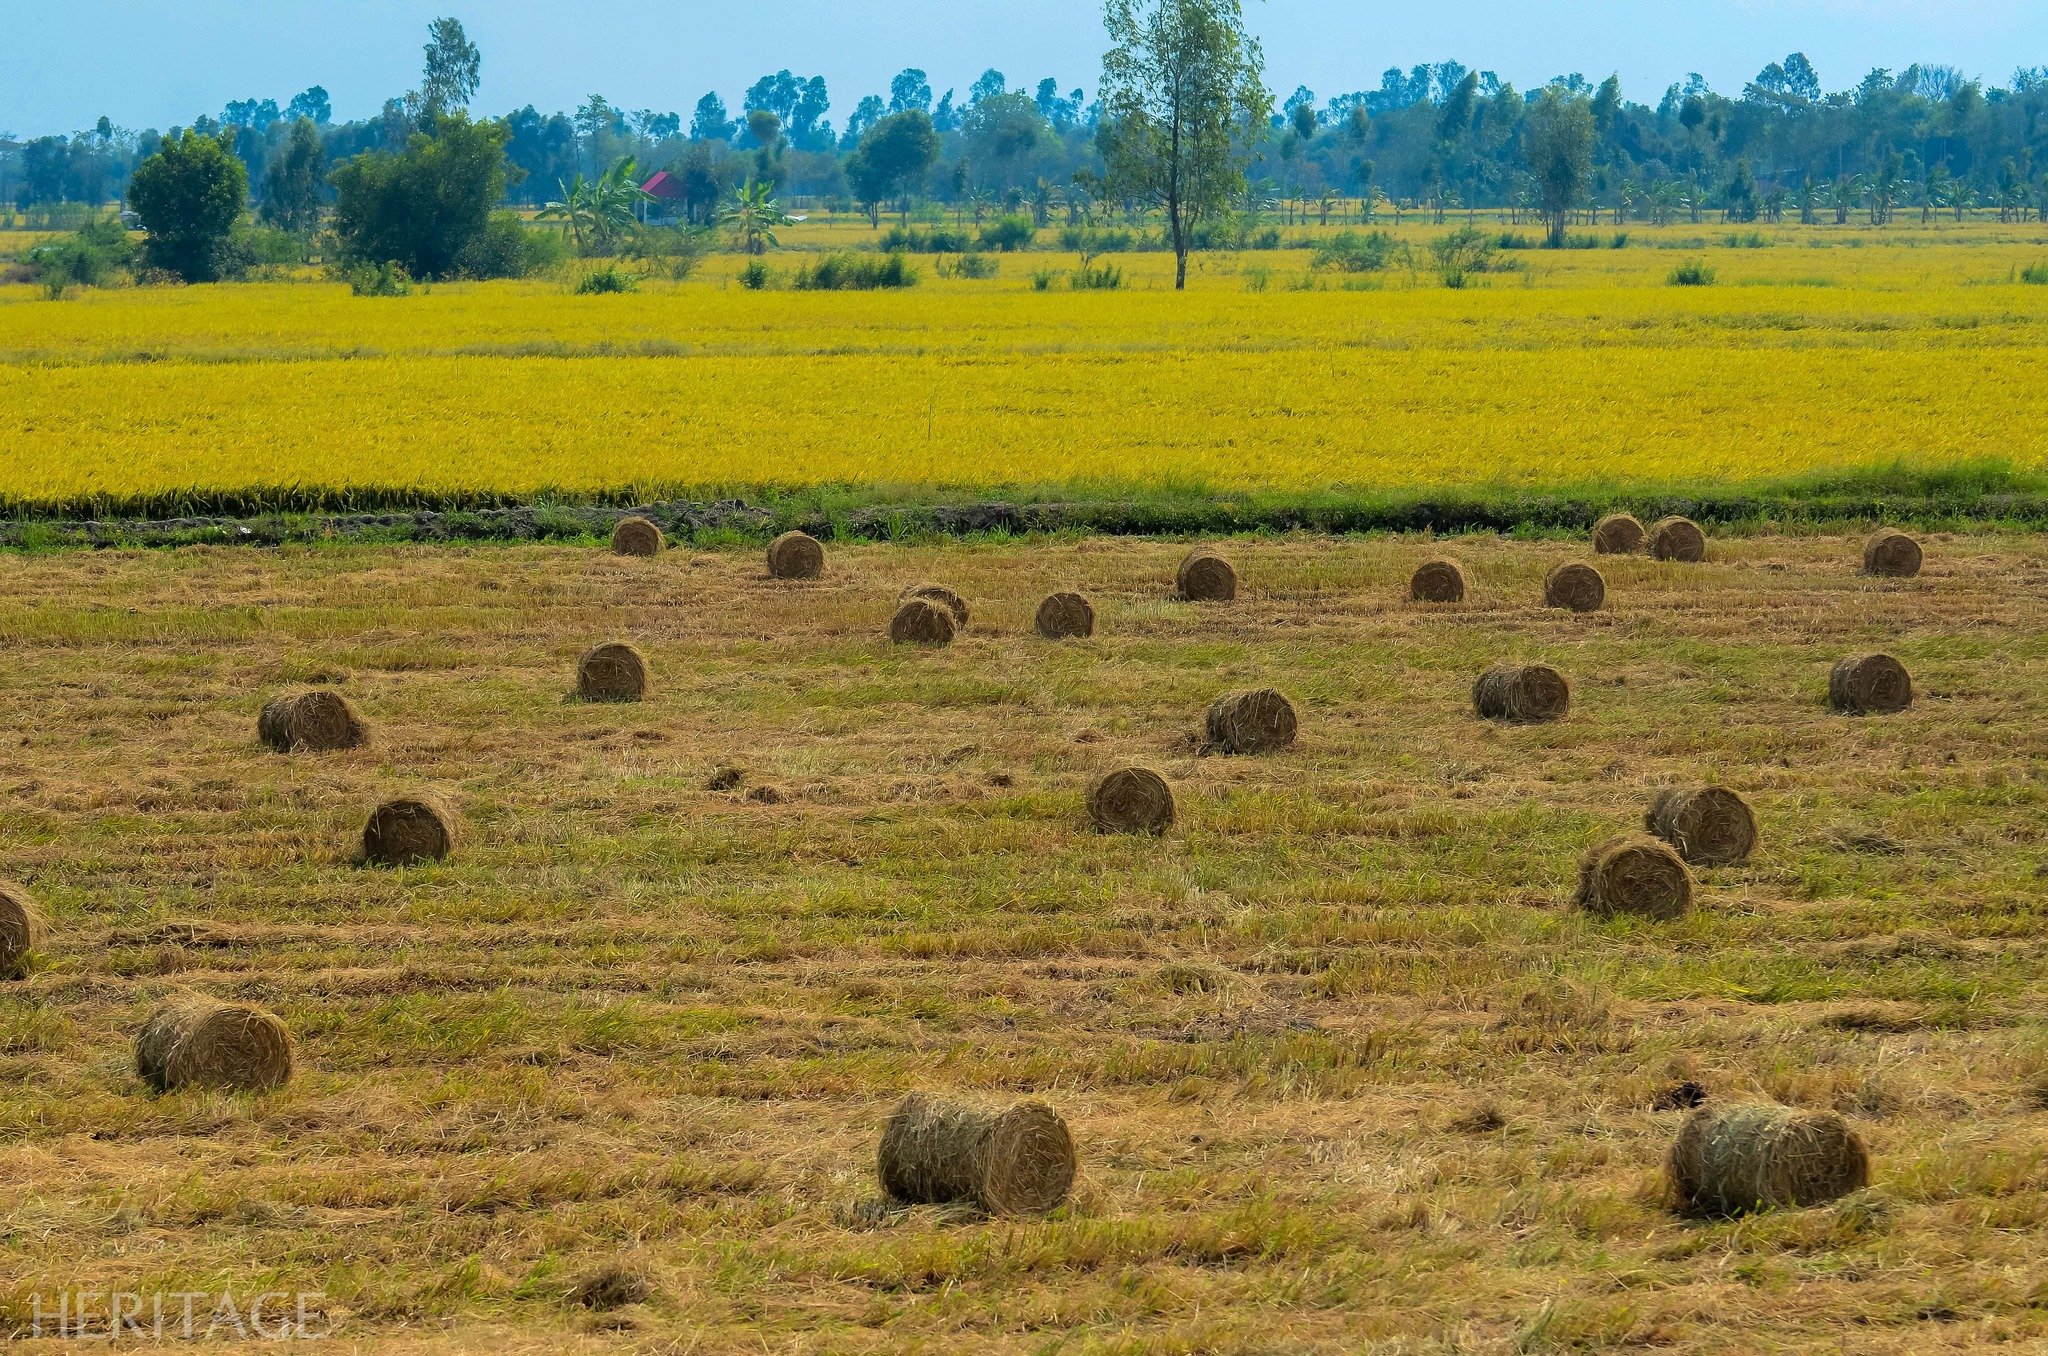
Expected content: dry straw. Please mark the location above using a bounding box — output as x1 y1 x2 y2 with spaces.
577 641 648 702
1576 834 1694 920
1035 591 1096 640
610 515 664 557
766 530 826 579
257 689 368 754
1205 688 1298 755
877 1091 1077 1215
1592 513 1647 555
1666 1102 1870 1216
361 795 457 866
1647 516 1707 562
1410 559 1467 604
900 583 969 629
135 997 294 1093
890 598 957 646
1473 663 1571 724
1087 767 1175 835
1863 530 1923 579
1176 548 1237 602
0 879 48 980
1829 654 1913 715
1544 562 1606 613
1646 787 1758 866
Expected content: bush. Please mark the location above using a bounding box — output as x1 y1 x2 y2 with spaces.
1429 227 1502 288
1724 230 1770 249
1668 260 1718 286
1242 266 1271 292
1312 229 1401 273
26 216 135 298
1057 226 1137 253
339 260 413 296
1071 260 1123 290
457 211 565 279
738 259 772 290
626 224 710 280
1611 232 1631 249
1496 231 1537 250
951 252 998 279
1030 267 1060 291
230 221 310 268
2020 263 2048 285
879 225 972 253
977 215 1036 252
793 251 917 290
575 265 638 294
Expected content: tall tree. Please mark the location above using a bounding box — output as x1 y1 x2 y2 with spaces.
690 92 733 142
260 117 326 233
1099 0 1271 289
329 114 510 277
1526 86 1594 246
845 110 940 224
126 130 247 282
421 17 482 115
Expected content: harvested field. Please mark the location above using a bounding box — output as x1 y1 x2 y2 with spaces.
4 530 2048 1351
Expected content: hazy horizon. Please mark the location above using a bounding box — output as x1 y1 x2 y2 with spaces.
6 0 2046 138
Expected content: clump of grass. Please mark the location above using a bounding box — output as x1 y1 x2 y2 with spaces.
1071 259 1124 291
1241 266 1271 292
950 252 998 279
1668 260 1718 287
341 261 412 297
2018 262 2048 285
737 259 772 290
1030 267 1060 292
794 251 917 291
1311 229 1401 273
574 265 637 295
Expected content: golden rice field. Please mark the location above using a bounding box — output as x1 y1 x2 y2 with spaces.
2 220 2047 511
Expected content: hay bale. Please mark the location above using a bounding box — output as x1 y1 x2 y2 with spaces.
1646 787 1758 866
1863 530 1923 579
766 530 825 580
135 997 294 1093
1592 513 1646 555
361 795 457 867
1087 768 1175 835
1576 834 1693 920
0 879 48 980
1410 559 1467 604
257 689 368 753
1176 548 1237 602
900 583 969 629
1829 654 1913 715
1647 516 1707 562
1544 562 1606 613
890 598 957 646
1036 591 1096 640
1666 1102 1870 1216
1472 663 1570 724
877 1091 1076 1215
577 641 648 702
610 515 664 557
1204 688 1297 755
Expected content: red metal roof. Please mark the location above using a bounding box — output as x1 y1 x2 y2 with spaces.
641 170 682 200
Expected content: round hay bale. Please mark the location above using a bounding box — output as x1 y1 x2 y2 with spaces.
1204 688 1297 755
361 795 457 867
766 530 825 580
1035 591 1096 640
1666 1102 1870 1216
1087 768 1175 835
610 515 664 557
899 583 969 629
1176 548 1237 603
1576 834 1694 920
1410 559 1467 604
1472 663 1571 724
1592 513 1646 555
0 879 48 980
1647 516 1707 563
877 1091 1076 1215
1829 653 1913 716
257 689 368 753
1863 530 1923 579
1646 787 1758 867
577 641 648 703
135 997 294 1093
1544 562 1606 613
890 598 957 646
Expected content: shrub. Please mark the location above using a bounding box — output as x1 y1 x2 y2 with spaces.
1242 266 1271 292
952 252 998 279
1058 226 1137 253
230 221 310 268
1611 232 1631 249
794 251 917 290
339 260 413 296
1496 231 1537 250
1668 260 1718 286
1311 229 1400 273
977 215 1036 252
575 265 638 294
2019 263 2048 285
1429 227 1501 288
26 216 135 298
1071 260 1123 290
738 259 772 290
458 210 565 279
879 225 972 253
1724 230 1770 249
1030 267 1060 291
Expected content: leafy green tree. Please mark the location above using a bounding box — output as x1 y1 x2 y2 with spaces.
1525 87 1594 246
27 216 135 298
260 118 326 234
126 130 247 282
421 17 482 115
845 111 940 225
1099 0 1271 290
329 114 510 278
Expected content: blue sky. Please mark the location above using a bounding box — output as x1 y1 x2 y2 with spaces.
5 0 2043 137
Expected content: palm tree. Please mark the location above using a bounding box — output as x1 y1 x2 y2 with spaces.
1827 176 1865 225
719 181 793 255
541 158 654 255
